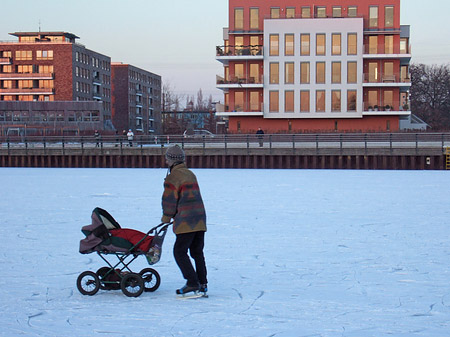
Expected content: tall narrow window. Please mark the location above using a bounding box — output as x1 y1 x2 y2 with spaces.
384 62 394 82
235 92 244 111
250 63 259 83
348 6 357 17
234 8 244 30
300 62 310 84
369 6 378 27
332 62 341 83
270 34 279 56
250 91 259 111
385 35 394 54
301 34 310 56
316 90 325 112
300 91 310 112
316 62 325 84
332 7 342 17
369 36 378 54
286 7 295 18
250 36 260 55
347 33 357 55
400 38 408 54
285 91 294 112
332 90 341 112
332 34 341 55
270 7 280 19
235 36 244 55
368 91 378 108
285 62 294 84
401 66 409 82
368 62 378 83
347 90 357 111
270 63 279 84
347 62 357 83
224 66 229 82
316 34 326 56
316 7 326 18
384 90 393 107
235 64 244 80
270 91 279 112
385 6 394 28
250 8 259 30
285 34 294 56
302 7 311 18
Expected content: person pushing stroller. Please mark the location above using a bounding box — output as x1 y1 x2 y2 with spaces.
161 145 208 296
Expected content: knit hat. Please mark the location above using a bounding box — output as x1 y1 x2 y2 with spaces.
165 145 185 163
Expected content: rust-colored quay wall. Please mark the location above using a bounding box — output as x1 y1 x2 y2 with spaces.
0 152 445 170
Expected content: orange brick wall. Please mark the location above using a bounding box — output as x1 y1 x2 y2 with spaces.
229 116 400 133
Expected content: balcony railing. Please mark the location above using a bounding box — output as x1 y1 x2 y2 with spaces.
216 45 263 57
216 75 264 86
0 72 54 79
364 103 410 112
363 73 411 84
0 57 12 64
363 44 412 55
0 88 54 94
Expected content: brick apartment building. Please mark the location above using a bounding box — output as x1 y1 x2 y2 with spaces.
0 31 161 136
216 0 412 133
111 63 161 135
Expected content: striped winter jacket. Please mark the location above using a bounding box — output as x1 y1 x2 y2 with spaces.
161 163 207 234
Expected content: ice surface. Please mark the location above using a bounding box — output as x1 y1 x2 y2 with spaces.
0 167 449 336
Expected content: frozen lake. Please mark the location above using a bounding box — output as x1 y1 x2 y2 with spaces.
0 168 449 336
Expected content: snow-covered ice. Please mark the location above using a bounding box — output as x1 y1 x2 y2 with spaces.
0 167 449 337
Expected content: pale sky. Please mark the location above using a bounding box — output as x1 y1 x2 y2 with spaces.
1 0 449 104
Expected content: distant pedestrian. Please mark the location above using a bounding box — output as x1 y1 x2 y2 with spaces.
127 129 134 147
94 130 100 147
115 130 119 147
256 127 264 147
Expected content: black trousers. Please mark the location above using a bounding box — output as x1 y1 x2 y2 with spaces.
173 231 207 287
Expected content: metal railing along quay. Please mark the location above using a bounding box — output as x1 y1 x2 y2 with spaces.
1 133 449 154
1 133 449 170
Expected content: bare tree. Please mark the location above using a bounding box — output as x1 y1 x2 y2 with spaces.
195 88 206 111
161 82 184 112
410 63 450 130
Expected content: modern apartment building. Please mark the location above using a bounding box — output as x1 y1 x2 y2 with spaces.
216 0 411 133
0 31 112 135
0 31 161 136
111 63 161 135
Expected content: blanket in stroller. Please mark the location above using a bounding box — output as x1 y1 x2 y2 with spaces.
79 207 154 254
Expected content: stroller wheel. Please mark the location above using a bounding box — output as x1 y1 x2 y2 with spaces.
77 271 100 296
120 273 144 297
140 268 161 292
96 267 120 290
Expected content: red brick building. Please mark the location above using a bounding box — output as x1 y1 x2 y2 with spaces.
0 31 161 136
216 0 412 133
111 63 161 135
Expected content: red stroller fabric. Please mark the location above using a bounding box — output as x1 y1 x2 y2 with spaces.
110 228 154 252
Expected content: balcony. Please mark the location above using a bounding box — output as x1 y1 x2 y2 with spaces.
363 44 412 60
0 57 12 65
0 88 54 95
0 72 54 80
363 73 411 89
363 102 411 116
216 45 263 65
216 75 264 89
215 103 264 117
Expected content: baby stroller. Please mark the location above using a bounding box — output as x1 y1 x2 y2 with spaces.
77 207 170 297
